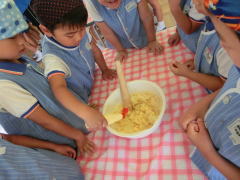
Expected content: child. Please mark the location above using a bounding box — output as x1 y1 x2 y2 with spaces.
147 0 166 31
168 0 204 53
31 0 115 131
180 1 240 179
83 0 164 61
0 0 95 155
168 0 233 92
0 134 84 179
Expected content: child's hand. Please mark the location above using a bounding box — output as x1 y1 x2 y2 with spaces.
115 49 128 62
168 32 181 46
102 68 117 80
186 118 216 154
75 135 95 156
183 59 195 71
179 108 198 131
169 61 192 76
84 107 108 131
53 144 77 159
23 23 41 54
147 40 164 55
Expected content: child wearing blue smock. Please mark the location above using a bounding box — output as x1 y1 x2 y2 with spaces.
168 0 204 53
0 134 84 179
83 0 164 61
169 0 233 92
0 0 96 156
0 1 85 179
31 0 117 131
180 1 240 179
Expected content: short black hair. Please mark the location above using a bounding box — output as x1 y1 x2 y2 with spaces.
31 0 88 32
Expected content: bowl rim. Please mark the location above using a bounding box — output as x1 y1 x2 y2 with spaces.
103 80 166 138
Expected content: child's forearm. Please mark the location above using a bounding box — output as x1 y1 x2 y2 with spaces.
51 84 93 121
184 71 224 91
27 105 84 142
138 0 156 42
2 134 57 151
96 22 125 51
169 2 201 34
91 41 108 72
201 149 240 180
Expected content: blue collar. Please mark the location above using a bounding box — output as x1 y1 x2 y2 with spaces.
0 59 26 75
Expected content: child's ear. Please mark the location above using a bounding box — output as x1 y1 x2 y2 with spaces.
39 24 53 37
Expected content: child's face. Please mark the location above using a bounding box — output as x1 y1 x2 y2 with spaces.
98 0 121 9
49 25 86 47
0 34 26 60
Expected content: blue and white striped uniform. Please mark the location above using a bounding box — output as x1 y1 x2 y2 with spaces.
0 138 84 180
0 57 88 147
194 22 233 83
84 0 148 49
191 65 240 180
41 33 95 103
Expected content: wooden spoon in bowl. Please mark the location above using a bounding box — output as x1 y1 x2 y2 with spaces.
115 60 132 117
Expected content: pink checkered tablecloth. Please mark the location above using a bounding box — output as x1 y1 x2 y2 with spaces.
78 27 208 180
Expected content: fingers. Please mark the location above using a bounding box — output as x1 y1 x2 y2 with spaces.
80 140 95 155
23 33 38 52
186 121 199 134
102 117 108 127
169 61 179 72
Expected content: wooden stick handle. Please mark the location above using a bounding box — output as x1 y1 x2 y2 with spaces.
115 60 132 110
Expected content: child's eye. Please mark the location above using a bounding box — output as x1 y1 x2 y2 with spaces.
66 35 74 38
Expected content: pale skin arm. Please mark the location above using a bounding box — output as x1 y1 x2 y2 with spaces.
96 22 127 61
193 0 240 67
187 119 240 180
2 134 77 159
147 0 163 21
27 105 95 155
168 0 202 34
138 0 164 55
48 75 107 131
169 61 225 91
89 27 117 80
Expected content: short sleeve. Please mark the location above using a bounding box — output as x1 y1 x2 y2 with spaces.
188 2 206 23
42 54 71 79
0 80 39 118
83 0 104 22
216 48 234 78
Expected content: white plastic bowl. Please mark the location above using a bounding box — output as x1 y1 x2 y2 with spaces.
103 80 166 138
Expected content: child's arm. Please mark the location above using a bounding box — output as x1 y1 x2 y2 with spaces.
48 75 107 130
2 134 76 159
138 0 164 55
96 22 128 61
187 119 240 180
27 105 95 155
193 0 240 67
169 61 225 91
168 0 203 34
89 27 117 80
179 90 219 131
168 29 181 46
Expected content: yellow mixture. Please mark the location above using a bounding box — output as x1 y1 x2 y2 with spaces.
109 91 162 134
